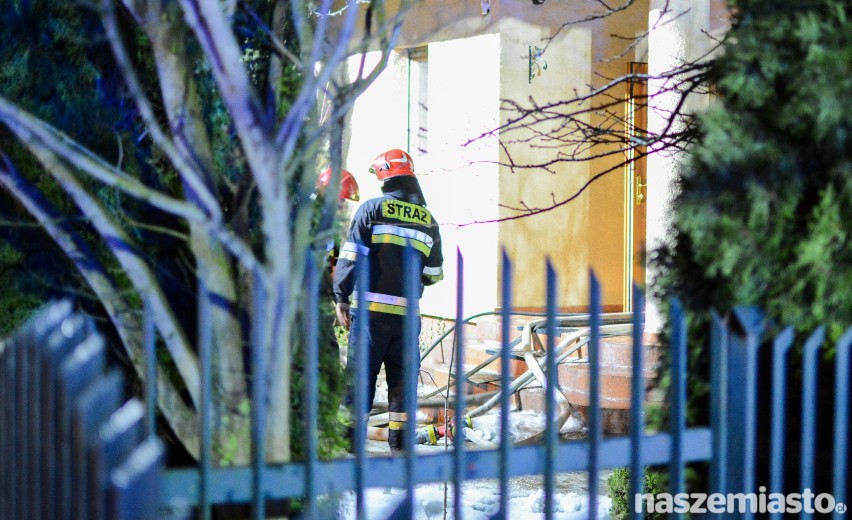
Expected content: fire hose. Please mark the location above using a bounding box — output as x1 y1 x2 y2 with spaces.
369 314 634 447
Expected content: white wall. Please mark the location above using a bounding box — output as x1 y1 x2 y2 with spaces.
343 51 410 202
342 35 502 319
645 0 712 332
421 33 501 318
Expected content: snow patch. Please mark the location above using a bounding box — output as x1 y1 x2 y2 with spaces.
335 483 611 519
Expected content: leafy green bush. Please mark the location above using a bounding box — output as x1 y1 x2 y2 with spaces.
607 467 666 520
643 0 852 501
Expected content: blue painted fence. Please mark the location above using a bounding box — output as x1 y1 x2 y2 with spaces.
2 247 850 519
0 300 164 520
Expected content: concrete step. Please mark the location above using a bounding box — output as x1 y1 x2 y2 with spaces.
473 315 531 343
595 335 662 369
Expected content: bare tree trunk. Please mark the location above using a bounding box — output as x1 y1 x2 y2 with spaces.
139 0 252 464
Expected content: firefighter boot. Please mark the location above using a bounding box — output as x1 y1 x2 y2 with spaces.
388 427 406 453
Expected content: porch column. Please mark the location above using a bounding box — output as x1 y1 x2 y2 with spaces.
644 0 711 333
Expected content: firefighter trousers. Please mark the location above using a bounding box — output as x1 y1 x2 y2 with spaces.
346 312 421 451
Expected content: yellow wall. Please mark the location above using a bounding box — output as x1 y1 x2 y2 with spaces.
496 18 594 310
586 4 651 309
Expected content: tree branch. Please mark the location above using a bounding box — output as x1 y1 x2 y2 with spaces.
178 0 277 197
0 153 202 456
15 141 202 407
0 95 207 223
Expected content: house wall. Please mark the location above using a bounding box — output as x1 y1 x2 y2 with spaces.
644 0 720 333
495 18 595 311
419 34 502 317
335 0 733 319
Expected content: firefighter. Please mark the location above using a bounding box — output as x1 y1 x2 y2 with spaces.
333 149 444 452
314 167 361 279
310 167 360 444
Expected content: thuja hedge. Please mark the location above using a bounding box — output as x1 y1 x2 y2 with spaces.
610 1 852 515
655 0 852 428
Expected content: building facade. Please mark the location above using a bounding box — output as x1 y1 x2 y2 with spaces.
335 0 730 331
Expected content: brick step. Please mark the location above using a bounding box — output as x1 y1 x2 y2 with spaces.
556 364 662 409
518 378 663 435
419 317 478 363
516 386 640 435
422 338 531 375
556 360 658 380
422 342 659 396
421 315 601 364
473 315 533 343
472 314 633 345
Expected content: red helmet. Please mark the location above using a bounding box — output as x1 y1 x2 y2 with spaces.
369 149 415 181
316 168 360 201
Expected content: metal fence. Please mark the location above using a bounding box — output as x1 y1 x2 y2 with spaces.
160 250 714 520
3 248 851 519
715 308 852 520
0 300 164 520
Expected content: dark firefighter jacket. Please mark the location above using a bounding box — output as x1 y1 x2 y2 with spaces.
332 176 444 316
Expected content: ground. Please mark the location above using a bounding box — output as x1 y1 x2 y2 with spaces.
332 373 613 519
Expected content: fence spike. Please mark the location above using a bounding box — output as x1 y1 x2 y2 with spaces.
198 279 212 520
250 268 267 520
453 248 466 518
710 311 728 495
403 243 420 519
72 369 125 520
769 326 794 519
353 253 370 520
588 271 602 519
499 249 513 519
143 297 156 438
628 285 645 520
544 259 558 520
731 306 767 337
799 326 825 520
668 298 686 520
724 305 766 518
304 253 321 519
832 327 852 520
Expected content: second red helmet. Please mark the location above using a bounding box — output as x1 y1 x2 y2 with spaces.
316 168 360 201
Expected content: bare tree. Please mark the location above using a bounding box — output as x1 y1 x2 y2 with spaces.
0 0 410 463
